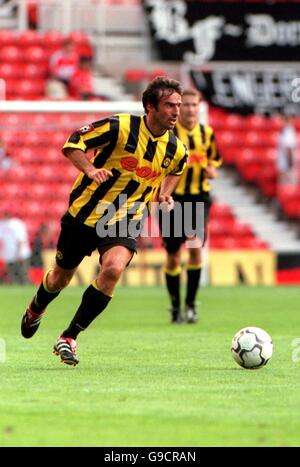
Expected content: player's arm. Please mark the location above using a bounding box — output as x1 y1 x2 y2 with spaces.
158 174 181 205
158 175 180 211
63 148 113 185
205 164 217 179
205 129 222 178
158 143 187 208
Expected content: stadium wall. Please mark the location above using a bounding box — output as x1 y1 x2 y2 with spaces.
38 248 300 286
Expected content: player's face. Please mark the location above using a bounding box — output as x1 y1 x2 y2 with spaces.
179 95 200 127
150 91 182 132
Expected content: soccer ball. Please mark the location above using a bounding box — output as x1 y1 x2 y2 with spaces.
231 327 273 370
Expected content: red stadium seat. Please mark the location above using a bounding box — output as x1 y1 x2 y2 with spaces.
48 201 68 218
148 69 167 80
0 113 29 127
268 115 283 131
210 203 234 221
19 79 45 98
0 30 17 46
67 32 93 57
22 63 49 79
52 183 71 199
43 147 61 163
26 219 44 238
29 114 55 127
277 185 300 204
7 79 45 99
231 222 254 238
20 182 45 200
25 132 47 147
294 117 300 131
235 148 261 183
0 63 16 79
42 31 64 49
215 130 235 150
277 185 300 218
0 46 23 62
209 236 239 249
4 183 20 198
244 114 266 129
12 147 39 164
24 46 49 63
256 166 277 198
18 30 42 47
124 69 148 82
222 113 245 129
209 218 235 236
52 131 69 147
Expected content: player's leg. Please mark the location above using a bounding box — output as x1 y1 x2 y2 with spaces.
21 264 77 338
184 195 211 323
164 249 183 323
61 245 133 338
158 200 184 323
185 244 202 324
21 213 93 339
54 245 134 366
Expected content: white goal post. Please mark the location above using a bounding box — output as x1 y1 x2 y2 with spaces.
0 100 144 114
0 99 208 123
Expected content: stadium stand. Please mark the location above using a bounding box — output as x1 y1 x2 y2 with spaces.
0 29 93 100
0 0 299 285
0 108 270 256
211 107 300 221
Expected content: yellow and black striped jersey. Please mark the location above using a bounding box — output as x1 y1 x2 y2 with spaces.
173 121 221 196
62 113 187 227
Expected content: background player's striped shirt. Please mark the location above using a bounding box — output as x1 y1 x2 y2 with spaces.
62 113 187 227
173 121 221 196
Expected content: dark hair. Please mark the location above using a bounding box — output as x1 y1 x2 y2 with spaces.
142 76 182 113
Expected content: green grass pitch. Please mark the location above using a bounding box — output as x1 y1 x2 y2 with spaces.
0 285 299 447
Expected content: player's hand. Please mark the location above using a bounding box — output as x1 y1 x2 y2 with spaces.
204 165 217 179
158 195 174 212
87 168 113 185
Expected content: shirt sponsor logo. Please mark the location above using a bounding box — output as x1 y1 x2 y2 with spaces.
121 156 161 181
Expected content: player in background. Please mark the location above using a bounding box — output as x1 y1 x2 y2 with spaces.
21 77 187 366
161 88 222 324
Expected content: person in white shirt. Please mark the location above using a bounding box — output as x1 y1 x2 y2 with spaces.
0 212 31 284
0 137 12 171
277 115 299 186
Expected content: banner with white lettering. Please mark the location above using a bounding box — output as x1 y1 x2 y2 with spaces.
143 0 300 64
190 69 300 115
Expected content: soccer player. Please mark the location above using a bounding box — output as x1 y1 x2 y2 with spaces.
161 88 222 324
21 77 187 366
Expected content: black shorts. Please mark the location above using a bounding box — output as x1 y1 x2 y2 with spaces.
158 193 212 254
55 212 137 269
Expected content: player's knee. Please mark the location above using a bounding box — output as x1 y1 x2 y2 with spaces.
101 262 124 283
189 248 201 263
167 252 180 270
48 270 72 290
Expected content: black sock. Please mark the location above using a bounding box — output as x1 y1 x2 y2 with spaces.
164 267 181 309
30 271 61 314
185 265 202 309
62 283 111 339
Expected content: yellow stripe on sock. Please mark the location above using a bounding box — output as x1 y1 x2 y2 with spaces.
42 269 61 293
164 266 182 276
186 263 202 271
91 279 101 291
91 280 113 297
